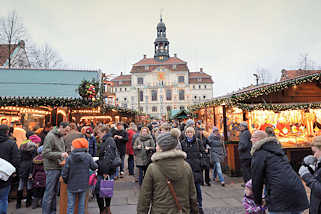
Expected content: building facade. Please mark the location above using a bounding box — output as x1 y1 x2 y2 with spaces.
0 40 31 68
110 18 213 118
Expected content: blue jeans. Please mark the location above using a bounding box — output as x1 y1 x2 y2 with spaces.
212 162 224 182
137 166 148 185
269 212 303 214
128 155 134 175
42 169 61 214
0 185 10 214
67 190 86 214
115 154 125 177
195 183 202 208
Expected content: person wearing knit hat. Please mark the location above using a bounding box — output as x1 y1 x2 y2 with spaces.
242 179 266 213
62 138 97 214
238 121 252 186
157 128 180 152
29 135 42 145
71 138 89 150
186 119 195 128
137 128 199 214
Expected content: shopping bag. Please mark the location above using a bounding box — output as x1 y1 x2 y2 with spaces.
99 179 114 198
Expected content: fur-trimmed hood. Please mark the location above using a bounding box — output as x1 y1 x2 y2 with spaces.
151 149 187 182
151 149 187 162
250 137 281 156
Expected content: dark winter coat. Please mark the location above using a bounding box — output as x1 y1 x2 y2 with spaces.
62 148 98 193
0 135 20 189
64 130 84 153
137 150 199 214
97 133 118 176
208 134 226 163
32 154 46 188
251 137 309 212
42 127 65 171
302 161 321 214
18 141 37 179
238 129 252 160
86 135 97 157
111 129 128 156
181 136 205 184
133 134 155 166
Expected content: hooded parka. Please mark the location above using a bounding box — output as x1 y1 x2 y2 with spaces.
251 137 309 212
137 149 199 214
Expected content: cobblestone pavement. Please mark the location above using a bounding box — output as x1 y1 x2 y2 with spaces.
8 173 247 214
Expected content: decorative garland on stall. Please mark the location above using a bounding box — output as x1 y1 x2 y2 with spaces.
77 79 100 100
189 72 321 112
0 96 138 115
235 102 321 112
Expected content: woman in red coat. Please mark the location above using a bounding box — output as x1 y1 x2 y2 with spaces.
126 123 137 176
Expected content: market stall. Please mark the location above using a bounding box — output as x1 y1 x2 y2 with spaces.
190 72 321 174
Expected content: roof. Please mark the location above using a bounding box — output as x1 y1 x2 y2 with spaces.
189 72 214 84
131 57 189 73
0 68 99 98
280 69 321 81
0 44 18 65
190 71 321 111
133 57 186 66
111 74 132 87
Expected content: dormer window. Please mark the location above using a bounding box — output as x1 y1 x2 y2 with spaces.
145 65 149 70
172 64 177 69
197 78 202 82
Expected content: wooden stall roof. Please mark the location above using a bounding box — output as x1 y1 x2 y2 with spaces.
190 72 321 112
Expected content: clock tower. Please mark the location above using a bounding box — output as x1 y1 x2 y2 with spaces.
154 17 169 62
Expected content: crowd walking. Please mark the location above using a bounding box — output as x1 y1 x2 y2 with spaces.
0 118 319 214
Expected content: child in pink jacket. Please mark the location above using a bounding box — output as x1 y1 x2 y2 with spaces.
242 179 266 214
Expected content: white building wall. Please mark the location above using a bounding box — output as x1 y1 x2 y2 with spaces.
112 67 213 119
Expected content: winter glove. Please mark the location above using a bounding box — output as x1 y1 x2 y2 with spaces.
303 155 317 166
299 165 310 177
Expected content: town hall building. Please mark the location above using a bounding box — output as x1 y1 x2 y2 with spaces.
110 18 214 119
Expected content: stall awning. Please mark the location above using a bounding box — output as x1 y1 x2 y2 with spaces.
170 109 190 119
0 68 100 98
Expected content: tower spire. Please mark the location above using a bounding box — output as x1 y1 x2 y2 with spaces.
154 15 169 62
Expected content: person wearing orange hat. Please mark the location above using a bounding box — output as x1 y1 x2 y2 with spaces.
62 138 97 214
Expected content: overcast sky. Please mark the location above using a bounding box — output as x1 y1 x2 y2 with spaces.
1 0 321 96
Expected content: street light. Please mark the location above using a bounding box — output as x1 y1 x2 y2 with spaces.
253 73 259 86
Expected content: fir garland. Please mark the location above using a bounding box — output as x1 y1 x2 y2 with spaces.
189 72 321 112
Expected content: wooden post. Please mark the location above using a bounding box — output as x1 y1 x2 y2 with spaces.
213 106 216 126
59 177 89 214
222 105 228 142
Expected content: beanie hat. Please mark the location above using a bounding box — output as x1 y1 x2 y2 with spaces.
29 135 41 144
245 179 252 189
186 119 195 127
240 121 248 128
72 138 89 149
157 128 181 151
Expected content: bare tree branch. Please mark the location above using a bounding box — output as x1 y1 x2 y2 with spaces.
256 66 272 84
0 11 25 68
29 43 63 69
297 53 316 70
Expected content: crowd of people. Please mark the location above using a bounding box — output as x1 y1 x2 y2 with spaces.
1 118 321 214
0 119 226 214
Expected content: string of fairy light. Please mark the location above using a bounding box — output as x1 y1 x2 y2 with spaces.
189 72 321 112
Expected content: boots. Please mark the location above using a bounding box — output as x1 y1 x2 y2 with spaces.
100 207 107 214
16 190 23 209
26 190 32 207
32 197 39 209
106 207 112 214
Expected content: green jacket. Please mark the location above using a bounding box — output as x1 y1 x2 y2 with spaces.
42 127 65 171
133 135 155 166
137 150 199 214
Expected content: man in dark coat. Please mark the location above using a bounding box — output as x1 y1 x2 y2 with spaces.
238 121 252 184
111 123 128 178
0 125 20 214
251 130 309 213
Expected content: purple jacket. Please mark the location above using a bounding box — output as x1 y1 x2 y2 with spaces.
242 195 266 214
32 154 46 188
